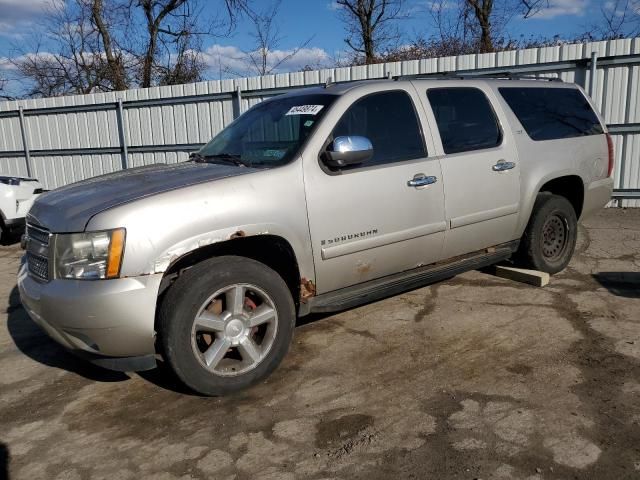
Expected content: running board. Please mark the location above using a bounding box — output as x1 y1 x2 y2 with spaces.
305 241 518 314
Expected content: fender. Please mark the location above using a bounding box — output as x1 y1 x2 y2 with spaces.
517 169 587 236
84 162 316 286
146 222 311 280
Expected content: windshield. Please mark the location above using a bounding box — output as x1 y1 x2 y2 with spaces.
197 93 337 168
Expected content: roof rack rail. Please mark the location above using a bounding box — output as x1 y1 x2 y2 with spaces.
459 72 563 82
392 72 466 81
392 71 563 82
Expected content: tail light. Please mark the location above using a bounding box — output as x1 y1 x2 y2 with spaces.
606 133 614 177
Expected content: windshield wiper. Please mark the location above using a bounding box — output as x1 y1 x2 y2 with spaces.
211 153 249 167
190 152 249 167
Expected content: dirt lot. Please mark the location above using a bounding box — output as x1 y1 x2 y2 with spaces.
1 209 639 480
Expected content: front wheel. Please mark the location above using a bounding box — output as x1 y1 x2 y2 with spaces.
516 193 578 274
158 256 296 396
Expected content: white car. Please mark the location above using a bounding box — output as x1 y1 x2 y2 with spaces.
0 176 44 240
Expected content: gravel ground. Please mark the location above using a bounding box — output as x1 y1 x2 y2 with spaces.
1 208 639 480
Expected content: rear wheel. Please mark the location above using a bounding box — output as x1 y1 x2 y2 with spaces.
516 193 578 274
158 256 296 396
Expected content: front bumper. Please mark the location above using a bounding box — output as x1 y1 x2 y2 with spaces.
17 261 163 371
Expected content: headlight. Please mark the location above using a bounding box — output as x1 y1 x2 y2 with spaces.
53 228 125 280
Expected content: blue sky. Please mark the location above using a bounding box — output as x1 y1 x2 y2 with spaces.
194 0 599 74
213 0 596 52
0 0 617 91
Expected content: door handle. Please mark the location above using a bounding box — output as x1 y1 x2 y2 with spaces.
407 174 437 187
492 160 516 172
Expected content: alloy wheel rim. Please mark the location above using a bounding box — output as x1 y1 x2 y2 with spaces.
541 214 568 260
190 283 278 377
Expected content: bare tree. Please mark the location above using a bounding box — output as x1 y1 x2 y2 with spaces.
465 0 493 52
137 0 191 87
425 0 550 54
592 0 640 39
134 0 255 87
519 0 549 18
231 0 313 76
12 1 116 96
11 0 251 96
0 74 12 101
156 25 206 85
427 0 477 53
335 0 405 64
90 0 128 90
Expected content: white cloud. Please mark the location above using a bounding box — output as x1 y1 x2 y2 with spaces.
202 44 332 78
531 0 590 19
603 0 640 16
426 0 458 10
0 0 58 36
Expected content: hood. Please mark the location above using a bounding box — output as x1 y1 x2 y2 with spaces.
28 162 251 232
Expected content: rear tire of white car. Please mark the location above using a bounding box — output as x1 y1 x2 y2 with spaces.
516 193 578 274
158 256 296 396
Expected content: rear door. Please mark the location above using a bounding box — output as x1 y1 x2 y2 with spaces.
419 84 521 258
303 86 447 294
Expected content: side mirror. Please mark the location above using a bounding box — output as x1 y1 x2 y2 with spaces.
322 136 373 168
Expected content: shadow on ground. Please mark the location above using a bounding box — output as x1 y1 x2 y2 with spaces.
592 272 640 298
7 283 302 396
6 285 129 383
136 359 201 396
0 443 9 480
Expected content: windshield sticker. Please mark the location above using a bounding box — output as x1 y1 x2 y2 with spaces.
286 105 324 116
304 120 314 127
263 149 286 158
245 149 287 160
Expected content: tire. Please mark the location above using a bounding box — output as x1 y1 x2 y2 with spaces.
516 193 578 274
158 255 296 396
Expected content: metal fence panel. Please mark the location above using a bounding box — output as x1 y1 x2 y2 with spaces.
0 37 639 206
0 156 28 177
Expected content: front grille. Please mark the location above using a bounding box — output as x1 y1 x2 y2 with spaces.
27 253 49 281
27 224 50 246
26 223 50 281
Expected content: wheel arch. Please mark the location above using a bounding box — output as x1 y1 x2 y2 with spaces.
537 175 584 218
520 173 585 235
157 234 304 313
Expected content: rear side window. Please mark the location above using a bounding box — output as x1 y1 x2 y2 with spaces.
499 87 604 141
427 87 502 154
332 90 426 167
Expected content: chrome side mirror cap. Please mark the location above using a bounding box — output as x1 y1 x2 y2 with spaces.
322 136 373 168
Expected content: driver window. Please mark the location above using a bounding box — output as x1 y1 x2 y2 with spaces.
330 90 427 167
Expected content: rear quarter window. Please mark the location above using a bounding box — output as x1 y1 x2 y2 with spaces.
499 87 604 141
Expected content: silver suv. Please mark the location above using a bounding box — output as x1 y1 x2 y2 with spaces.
18 78 614 395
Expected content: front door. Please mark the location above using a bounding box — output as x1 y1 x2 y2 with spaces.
303 87 447 294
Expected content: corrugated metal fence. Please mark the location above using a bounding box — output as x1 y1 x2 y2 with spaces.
1 37 639 206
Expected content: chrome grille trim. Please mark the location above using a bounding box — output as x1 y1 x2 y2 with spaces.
26 223 51 281
26 224 50 246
